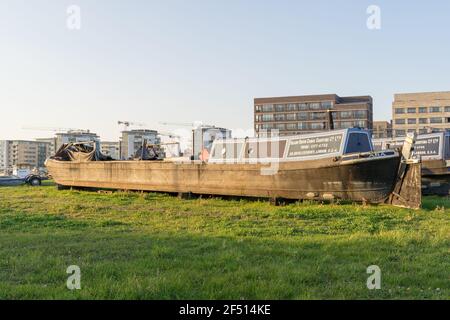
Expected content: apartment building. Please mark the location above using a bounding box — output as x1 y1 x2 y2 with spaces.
120 129 160 160
372 120 393 138
0 140 8 174
55 130 100 150
392 91 450 137
36 137 56 157
0 140 52 174
100 141 120 159
254 94 373 136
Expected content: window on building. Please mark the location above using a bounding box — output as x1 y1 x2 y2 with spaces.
446 117 450 123
310 122 325 130
407 118 417 124
395 119 405 125
286 113 296 121
419 118 428 124
354 120 366 128
287 104 297 111
297 112 308 121
331 111 338 120
255 105 262 112
445 106 450 112
286 123 297 130
430 106 442 113
407 108 416 114
262 104 274 112
298 122 309 130
395 108 405 114
275 104 285 112
274 114 285 121
321 101 333 109
340 121 354 128
395 130 406 137
430 117 443 124
298 103 308 110
262 114 274 122
340 111 353 119
419 107 427 113
310 112 326 120
309 103 321 110
354 110 367 119
275 123 286 130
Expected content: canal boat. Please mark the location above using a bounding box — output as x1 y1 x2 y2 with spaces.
46 128 422 209
373 131 450 195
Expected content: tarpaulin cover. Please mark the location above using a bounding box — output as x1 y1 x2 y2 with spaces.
133 145 160 160
51 143 113 162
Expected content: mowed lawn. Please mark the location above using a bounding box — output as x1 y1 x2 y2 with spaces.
0 182 448 300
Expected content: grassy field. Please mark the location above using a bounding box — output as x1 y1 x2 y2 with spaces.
0 182 448 300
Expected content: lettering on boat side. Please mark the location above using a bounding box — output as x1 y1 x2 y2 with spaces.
179 304 271 317
287 133 343 157
373 133 443 160
414 137 440 157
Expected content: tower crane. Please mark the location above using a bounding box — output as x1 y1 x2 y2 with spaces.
117 120 146 131
158 131 181 139
158 121 206 129
22 126 90 133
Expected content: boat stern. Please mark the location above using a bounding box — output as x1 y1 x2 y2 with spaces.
387 133 422 210
388 159 422 209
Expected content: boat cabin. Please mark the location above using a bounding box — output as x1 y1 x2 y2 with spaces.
209 128 374 164
373 131 450 161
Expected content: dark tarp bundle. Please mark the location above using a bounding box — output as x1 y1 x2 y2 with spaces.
133 144 163 160
51 143 114 162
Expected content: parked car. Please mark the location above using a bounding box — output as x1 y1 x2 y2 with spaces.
0 174 42 187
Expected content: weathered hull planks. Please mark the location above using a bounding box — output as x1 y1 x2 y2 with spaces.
46 155 401 203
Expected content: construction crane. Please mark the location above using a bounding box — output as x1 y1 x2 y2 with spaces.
117 120 146 131
158 121 206 129
22 126 90 133
159 121 196 127
158 131 181 139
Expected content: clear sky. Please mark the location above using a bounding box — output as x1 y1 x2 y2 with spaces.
1 0 449 141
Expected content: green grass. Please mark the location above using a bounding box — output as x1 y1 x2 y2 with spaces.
0 182 448 299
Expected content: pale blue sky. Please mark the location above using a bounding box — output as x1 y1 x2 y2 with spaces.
1 0 449 140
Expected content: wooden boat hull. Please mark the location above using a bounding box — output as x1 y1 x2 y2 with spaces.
46 154 402 203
